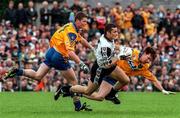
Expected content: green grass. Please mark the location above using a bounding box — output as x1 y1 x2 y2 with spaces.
0 92 180 118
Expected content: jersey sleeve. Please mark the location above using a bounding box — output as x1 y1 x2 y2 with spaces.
141 70 157 82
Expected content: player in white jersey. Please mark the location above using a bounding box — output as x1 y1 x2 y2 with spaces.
55 24 130 102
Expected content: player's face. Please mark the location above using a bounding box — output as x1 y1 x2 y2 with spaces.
140 53 152 64
76 17 88 31
109 27 118 40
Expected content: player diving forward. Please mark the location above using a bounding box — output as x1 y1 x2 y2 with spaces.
105 46 176 102
3 12 94 111
56 46 176 104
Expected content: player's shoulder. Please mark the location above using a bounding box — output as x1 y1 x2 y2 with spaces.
132 48 140 55
143 63 150 70
56 23 77 34
131 48 140 61
67 22 79 34
99 35 113 46
66 22 73 28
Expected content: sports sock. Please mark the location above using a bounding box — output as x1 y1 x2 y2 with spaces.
107 88 118 97
74 100 81 109
17 69 23 76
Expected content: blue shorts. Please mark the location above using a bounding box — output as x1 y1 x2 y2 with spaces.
44 47 71 70
103 76 117 86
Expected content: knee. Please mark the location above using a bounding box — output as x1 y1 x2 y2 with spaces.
84 90 91 95
124 78 130 85
70 86 74 92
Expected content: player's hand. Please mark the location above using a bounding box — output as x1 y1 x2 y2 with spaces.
79 61 90 74
119 55 131 60
168 91 176 95
162 90 176 95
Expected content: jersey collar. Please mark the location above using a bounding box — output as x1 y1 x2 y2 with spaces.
72 22 79 32
104 34 113 42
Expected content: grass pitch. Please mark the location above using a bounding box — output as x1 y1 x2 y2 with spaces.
0 92 180 118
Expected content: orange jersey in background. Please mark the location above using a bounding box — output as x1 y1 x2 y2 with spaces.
50 23 82 57
124 11 133 29
141 11 150 25
117 49 157 82
145 23 156 36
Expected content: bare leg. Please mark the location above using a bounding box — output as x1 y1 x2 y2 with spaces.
84 81 99 95
110 66 130 90
70 85 88 93
70 80 98 95
83 81 113 101
61 68 81 102
61 68 78 86
24 63 50 81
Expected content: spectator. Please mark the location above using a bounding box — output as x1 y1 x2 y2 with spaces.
88 21 99 41
145 17 156 45
16 3 28 26
96 7 106 34
70 0 82 12
40 1 51 25
26 1 38 24
124 6 133 30
3 0 16 27
60 2 71 25
110 6 125 31
131 9 144 35
50 1 61 25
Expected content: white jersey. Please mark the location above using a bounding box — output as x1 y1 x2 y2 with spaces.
95 35 115 68
118 46 133 58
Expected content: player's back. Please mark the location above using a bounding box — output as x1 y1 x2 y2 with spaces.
50 23 80 57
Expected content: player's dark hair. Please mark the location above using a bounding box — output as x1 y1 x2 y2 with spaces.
144 47 156 61
104 23 117 36
75 12 87 21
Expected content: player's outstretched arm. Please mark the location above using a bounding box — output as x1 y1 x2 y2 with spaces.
152 80 176 95
79 36 94 51
142 70 176 95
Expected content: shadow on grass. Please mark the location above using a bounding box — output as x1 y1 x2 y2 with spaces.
2 109 170 116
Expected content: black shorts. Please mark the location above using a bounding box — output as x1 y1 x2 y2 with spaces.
90 60 116 85
103 76 117 86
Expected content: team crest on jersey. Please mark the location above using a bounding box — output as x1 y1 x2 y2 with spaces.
68 33 77 41
101 47 107 57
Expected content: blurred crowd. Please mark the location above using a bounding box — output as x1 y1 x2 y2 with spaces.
0 0 179 92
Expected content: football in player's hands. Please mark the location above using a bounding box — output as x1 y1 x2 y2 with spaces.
118 46 132 60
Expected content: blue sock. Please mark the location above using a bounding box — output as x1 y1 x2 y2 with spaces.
74 100 81 109
17 69 23 76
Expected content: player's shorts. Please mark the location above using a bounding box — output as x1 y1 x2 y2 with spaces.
90 60 116 85
44 47 71 70
103 76 117 86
